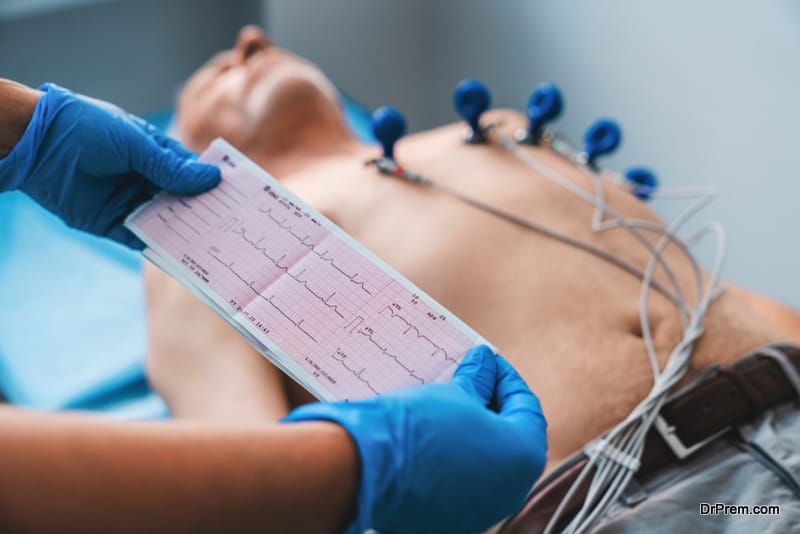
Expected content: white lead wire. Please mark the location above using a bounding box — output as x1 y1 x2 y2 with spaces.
376 128 726 533
494 133 699 322
483 132 725 533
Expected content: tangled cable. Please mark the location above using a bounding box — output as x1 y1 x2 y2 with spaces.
492 132 726 534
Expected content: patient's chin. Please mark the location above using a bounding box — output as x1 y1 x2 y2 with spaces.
256 76 340 128
175 72 350 165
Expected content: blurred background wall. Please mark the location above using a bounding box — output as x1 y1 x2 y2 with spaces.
0 0 262 114
2 0 799 306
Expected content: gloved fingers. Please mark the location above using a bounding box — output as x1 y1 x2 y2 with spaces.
496 356 547 474
151 131 198 161
495 356 545 423
72 87 152 132
124 111 196 162
72 89 129 119
451 345 497 405
129 134 221 195
106 224 146 250
128 112 159 133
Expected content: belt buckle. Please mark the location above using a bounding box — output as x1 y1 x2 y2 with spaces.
654 415 730 460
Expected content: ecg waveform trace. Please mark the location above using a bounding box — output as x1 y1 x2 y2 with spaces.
126 139 484 400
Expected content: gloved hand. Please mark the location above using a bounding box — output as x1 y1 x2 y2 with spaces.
283 345 547 534
0 83 220 249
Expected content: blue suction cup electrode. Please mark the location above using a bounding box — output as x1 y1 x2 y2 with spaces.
371 106 407 160
624 167 659 201
583 119 622 167
520 83 563 144
453 79 491 143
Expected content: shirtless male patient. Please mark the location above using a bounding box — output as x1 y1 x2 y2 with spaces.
146 26 800 530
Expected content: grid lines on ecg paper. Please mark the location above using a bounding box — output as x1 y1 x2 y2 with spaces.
130 142 480 400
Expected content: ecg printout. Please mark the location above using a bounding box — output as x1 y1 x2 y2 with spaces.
126 139 486 401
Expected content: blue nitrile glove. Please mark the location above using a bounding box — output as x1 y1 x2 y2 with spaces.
0 83 220 249
283 345 548 534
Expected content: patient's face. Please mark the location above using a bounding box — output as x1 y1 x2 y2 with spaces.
177 26 352 156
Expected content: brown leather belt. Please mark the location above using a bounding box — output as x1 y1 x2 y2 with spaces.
499 345 800 534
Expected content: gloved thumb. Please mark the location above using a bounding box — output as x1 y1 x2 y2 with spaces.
452 345 497 405
131 135 221 195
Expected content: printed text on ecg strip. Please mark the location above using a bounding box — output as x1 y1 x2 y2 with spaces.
127 140 484 400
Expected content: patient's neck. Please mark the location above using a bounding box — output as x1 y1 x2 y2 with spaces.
247 131 366 178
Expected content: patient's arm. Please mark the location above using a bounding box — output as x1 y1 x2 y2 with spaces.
727 285 800 345
145 263 291 421
0 407 357 533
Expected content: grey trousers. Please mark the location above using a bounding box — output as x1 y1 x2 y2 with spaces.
594 401 800 533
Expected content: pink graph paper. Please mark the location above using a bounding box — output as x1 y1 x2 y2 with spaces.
126 139 486 400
